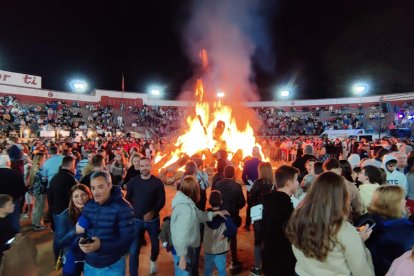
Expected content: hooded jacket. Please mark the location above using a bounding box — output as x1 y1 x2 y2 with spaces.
359 183 381 213
81 186 134 268
383 155 408 194
170 191 213 257
203 209 237 255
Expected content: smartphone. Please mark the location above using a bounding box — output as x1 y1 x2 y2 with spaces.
5 237 15 245
356 218 376 232
79 237 94 244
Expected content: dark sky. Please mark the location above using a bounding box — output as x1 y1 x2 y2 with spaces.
1 0 414 100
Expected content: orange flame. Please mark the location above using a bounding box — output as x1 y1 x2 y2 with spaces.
154 79 267 171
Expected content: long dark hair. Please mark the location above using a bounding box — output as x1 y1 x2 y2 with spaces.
68 184 92 223
339 160 353 183
286 172 349 262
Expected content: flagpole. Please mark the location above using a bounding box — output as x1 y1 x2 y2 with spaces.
121 72 125 110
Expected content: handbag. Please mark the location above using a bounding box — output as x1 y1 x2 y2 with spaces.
55 250 63 271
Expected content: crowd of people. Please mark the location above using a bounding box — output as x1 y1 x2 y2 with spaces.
2 97 414 141
0 130 413 275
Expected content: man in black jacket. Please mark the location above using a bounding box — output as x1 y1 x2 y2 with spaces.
262 165 299 276
47 155 77 260
212 165 246 273
0 154 26 233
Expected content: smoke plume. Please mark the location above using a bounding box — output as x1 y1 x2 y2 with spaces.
180 0 275 103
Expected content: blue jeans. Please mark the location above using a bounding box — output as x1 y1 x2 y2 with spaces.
84 256 125 276
173 254 191 276
10 198 22 233
129 217 160 276
204 253 226 276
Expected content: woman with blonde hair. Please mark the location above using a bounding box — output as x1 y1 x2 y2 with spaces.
27 152 48 231
359 185 414 275
110 153 127 186
285 172 374 276
170 176 228 275
249 162 274 275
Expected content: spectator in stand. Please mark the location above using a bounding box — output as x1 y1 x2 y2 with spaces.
76 171 135 275
262 165 299 276
249 162 274 276
28 152 48 231
358 185 414 275
358 165 381 213
55 184 92 276
212 166 246 274
323 158 363 222
170 176 228 276
124 154 141 185
242 147 262 231
285 172 375 276
0 154 26 233
126 158 165 276
42 146 64 188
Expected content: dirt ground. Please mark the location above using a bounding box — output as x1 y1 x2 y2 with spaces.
25 184 256 276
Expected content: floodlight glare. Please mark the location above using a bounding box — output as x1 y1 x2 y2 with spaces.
151 89 160 96
217 91 225 98
353 84 368 94
71 80 88 93
280 90 290 97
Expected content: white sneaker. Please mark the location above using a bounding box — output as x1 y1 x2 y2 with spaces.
150 261 157 274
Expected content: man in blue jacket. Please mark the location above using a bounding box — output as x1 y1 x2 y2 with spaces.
76 171 134 275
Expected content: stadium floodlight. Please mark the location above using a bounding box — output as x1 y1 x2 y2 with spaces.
352 83 368 95
217 91 225 98
148 84 165 97
71 80 88 93
280 90 290 97
151 89 160 96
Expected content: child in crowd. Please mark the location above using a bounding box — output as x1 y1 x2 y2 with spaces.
203 190 237 276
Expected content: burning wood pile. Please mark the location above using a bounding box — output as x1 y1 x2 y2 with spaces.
153 72 266 183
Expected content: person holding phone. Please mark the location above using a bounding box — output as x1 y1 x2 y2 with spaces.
358 185 414 276
55 184 91 276
285 172 375 276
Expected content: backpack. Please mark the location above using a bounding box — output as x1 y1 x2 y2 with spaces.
158 216 173 252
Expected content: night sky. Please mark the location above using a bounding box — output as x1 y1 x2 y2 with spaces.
1 0 414 100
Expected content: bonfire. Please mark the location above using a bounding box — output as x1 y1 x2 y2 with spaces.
153 50 266 183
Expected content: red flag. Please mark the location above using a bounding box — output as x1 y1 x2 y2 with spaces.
121 73 125 92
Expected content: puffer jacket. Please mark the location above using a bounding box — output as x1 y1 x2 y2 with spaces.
170 191 213 257
81 186 134 268
55 209 84 273
359 213 414 276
